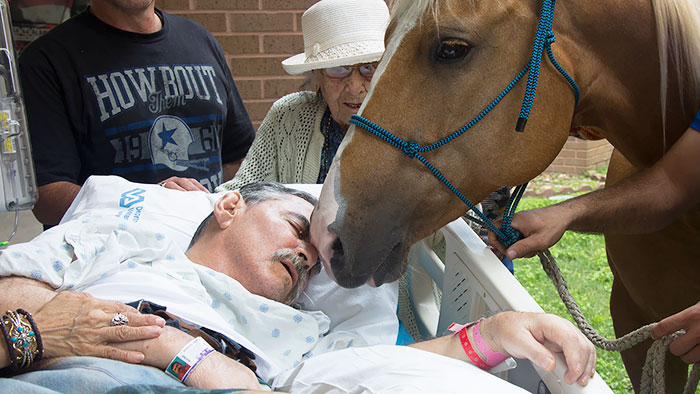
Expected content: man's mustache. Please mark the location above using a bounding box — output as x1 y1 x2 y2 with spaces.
273 249 309 304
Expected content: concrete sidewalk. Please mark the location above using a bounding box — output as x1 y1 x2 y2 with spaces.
0 209 43 250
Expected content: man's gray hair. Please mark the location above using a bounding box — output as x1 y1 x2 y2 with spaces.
188 182 317 249
238 181 317 206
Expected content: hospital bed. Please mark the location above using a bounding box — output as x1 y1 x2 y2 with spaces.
15 175 611 393
403 217 614 393
0 0 614 387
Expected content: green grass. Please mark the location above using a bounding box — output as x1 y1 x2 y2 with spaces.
514 196 634 394
527 171 604 195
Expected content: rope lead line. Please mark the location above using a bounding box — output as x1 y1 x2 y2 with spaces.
538 250 699 394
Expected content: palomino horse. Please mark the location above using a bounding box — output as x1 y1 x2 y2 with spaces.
310 0 700 391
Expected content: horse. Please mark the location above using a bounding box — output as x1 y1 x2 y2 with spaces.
309 0 700 392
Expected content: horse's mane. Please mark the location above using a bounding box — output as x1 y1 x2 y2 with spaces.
653 0 700 149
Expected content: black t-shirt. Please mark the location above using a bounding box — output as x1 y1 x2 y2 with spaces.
19 9 255 191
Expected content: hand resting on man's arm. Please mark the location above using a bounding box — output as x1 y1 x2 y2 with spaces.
0 277 165 369
0 277 264 390
158 176 210 193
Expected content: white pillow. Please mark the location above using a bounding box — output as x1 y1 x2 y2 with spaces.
61 175 219 251
275 184 398 343
62 176 399 345
273 345 527 393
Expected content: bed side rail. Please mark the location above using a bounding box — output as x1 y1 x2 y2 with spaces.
408 218 613 394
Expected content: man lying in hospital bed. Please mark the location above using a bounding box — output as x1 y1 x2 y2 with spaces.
0 176 595 392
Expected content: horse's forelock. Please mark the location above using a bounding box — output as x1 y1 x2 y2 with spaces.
389 0 434 26
389 0 475 27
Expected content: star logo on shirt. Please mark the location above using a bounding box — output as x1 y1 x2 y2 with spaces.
158 124 178 148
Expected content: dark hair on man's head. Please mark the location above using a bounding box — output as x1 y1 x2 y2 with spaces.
187 182 318 249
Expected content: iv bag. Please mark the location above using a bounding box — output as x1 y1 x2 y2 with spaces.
0 0 37 212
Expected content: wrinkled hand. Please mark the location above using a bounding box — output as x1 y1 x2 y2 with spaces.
481 311 596 386
158 177 209 193
487 205 570 259
651 301 700 364
34 292 165 363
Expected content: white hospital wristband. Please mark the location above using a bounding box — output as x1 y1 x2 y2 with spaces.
164 337 215 383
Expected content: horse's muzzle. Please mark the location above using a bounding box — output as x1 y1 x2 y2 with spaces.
320 227 408 288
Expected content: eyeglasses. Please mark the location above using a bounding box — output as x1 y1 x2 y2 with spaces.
323 63 379 79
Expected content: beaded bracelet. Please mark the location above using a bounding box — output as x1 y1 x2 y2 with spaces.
1 309 43 371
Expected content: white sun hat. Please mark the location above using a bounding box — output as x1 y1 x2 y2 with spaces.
281 0 390 75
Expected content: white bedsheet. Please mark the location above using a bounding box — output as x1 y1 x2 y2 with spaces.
272 345 528 393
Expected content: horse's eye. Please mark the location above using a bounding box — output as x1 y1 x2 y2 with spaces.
436 39 470 61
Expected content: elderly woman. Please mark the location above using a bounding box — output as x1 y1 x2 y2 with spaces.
216 0 390 190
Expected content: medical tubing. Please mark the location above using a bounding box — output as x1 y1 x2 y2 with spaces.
0 209 18 247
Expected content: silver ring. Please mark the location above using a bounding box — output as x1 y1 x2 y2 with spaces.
110 313 129 326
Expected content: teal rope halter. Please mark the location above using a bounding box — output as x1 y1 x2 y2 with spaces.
349 0 579 248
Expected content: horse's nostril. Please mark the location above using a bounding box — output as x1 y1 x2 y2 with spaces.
331 237 344 256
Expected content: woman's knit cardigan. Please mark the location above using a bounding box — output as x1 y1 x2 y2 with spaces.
216 91 327 191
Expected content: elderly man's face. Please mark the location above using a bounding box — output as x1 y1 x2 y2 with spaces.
315 63 377 130
221 194 319 304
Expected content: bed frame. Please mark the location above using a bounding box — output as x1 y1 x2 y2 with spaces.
405 217 615 393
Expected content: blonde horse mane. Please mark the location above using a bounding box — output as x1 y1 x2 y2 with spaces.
653 0 700 150
389 0 700 150
389 0 434 26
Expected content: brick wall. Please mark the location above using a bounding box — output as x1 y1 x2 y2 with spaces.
157 0 315 129
544 138 613 174
157 0 611 174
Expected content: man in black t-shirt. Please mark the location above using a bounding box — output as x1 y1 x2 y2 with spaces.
19 0 255 226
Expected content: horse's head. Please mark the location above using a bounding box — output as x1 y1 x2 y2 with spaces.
311 0 581 288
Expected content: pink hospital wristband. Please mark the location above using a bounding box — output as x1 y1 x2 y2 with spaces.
472 318 508 367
